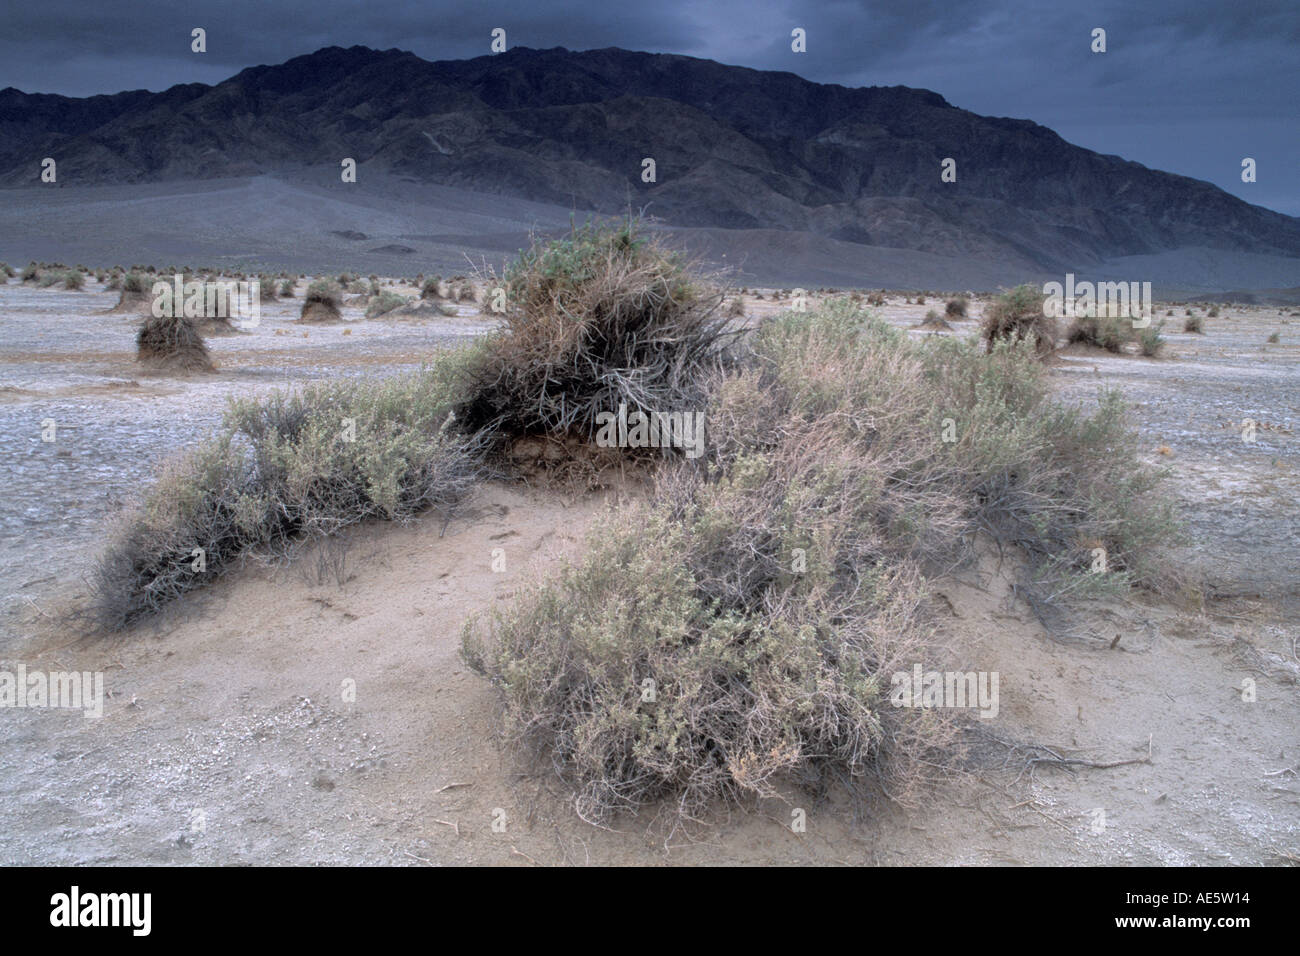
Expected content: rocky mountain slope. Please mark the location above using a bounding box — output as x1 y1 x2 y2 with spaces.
2 45 1297 273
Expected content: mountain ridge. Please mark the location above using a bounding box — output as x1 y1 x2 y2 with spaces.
2 45 1297 273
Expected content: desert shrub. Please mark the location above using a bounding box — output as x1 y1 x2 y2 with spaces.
1184 314 1204 333
136 314 213 372
1137 321 1166 357
945 297 968 318
106 273 123 291
123 272 149 294
1068 314 1130 352
259 276 278 300
0 262 12 280
20 262 40 282
365 291 408 318
300 279 344 322
278 279 295 297
1267 331 1280 344
345 279 369 294
420 276 443 300
726 296 745 317
93 354 487 630
867 292 885 306
1207 306 1220 318
455 219 740 449
38 272 61 288
466 300 1177 825
63 270 85 290
981 284 1056 357
916 295 925 305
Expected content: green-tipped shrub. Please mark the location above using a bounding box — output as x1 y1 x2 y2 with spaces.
466 300 1178 825
1137 320 1166 357
93 355 486 630
278 279 295 297
123 272 149 294
365 291 408 318
1068 314 1130 352
63 270 85 290
1184 314 1204 334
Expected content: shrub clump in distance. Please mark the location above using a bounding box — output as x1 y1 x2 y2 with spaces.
136 313 214 372
299 279 344 322
982 284 1057 357
365 290 408 318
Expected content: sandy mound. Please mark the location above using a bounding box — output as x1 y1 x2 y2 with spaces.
6 480 1295 865
110 289 152 314
299 300 342 323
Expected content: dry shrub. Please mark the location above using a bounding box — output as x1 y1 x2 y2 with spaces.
136 313 214 372
981 284 1056 357
466 300 1179 827
299 279 343 322
455 220 741 452
916 309 953 331
1067 314 1130 353
365 291 408 318
112 272 152 312
278 279 296 298
92 354 486 630
1183 314 1204 334
945 297 968 318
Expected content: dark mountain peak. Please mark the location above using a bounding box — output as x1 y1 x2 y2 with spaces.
1 45 1295 270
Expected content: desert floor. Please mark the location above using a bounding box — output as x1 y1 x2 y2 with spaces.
1 281 1297 865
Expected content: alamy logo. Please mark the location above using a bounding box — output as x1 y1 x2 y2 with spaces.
890 664 999 719
0 665 103 718
1042 274 1152 327
594 403 705 459
151 273 261 328
50 886 151 936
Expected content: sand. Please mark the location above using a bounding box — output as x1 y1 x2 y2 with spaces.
1 281 1297 864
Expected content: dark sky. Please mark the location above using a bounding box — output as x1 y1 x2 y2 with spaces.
3 0 1296 215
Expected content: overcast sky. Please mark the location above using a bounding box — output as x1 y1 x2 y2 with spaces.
2 0 1296 215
